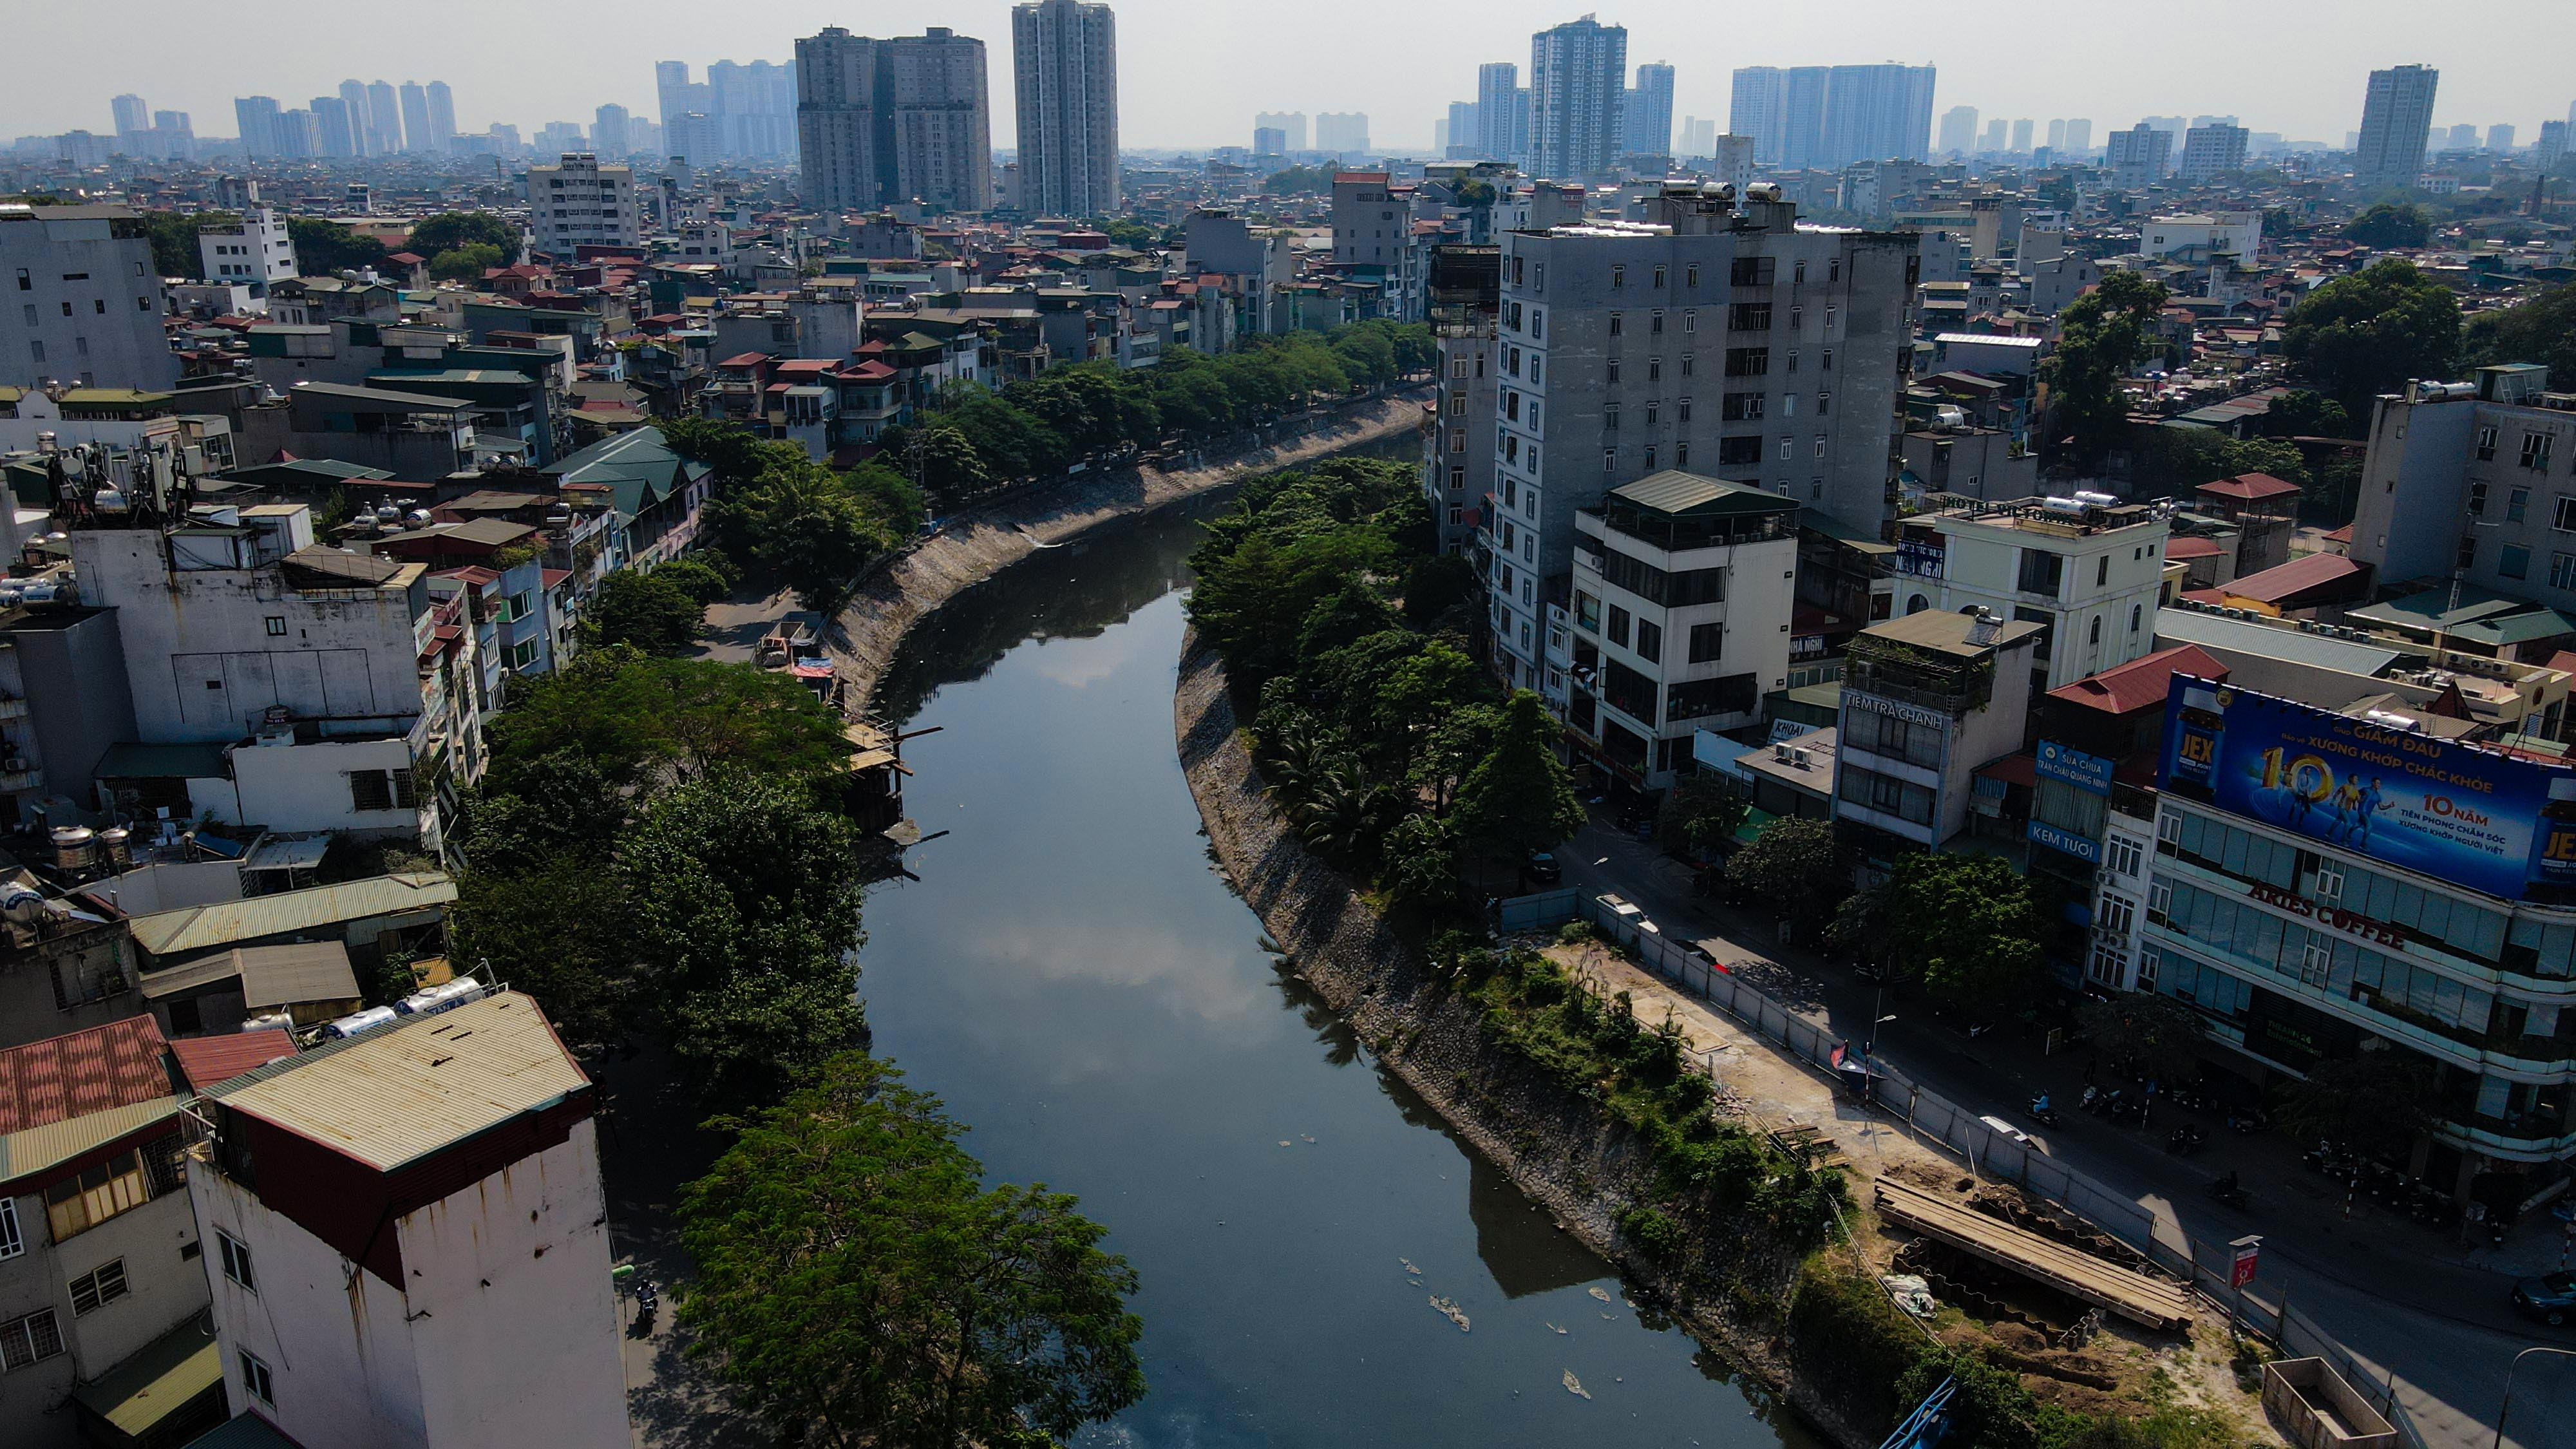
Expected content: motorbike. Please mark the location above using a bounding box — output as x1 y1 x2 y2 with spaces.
633 1276 659 1332
2166 1124 2208 1155
2079 1084 2103 1114
2027 1095 2062 1128
2205 1177 2251 1211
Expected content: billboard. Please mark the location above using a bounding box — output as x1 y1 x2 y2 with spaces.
2156 676 2576 903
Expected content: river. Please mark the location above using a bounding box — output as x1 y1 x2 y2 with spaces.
861 489 1826 1449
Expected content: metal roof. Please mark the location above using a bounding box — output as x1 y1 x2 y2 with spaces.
127 872 455 959
0 1016 174 1133
2153 607 2401 675
96 741 231 781
207 992 589 1173
140 942 359 1007
167 1030 297 1092
1609 469 1795 516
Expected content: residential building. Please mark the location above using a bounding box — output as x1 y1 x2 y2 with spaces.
232 96 281 157
2146 676 2576 1198
544 424 715 570
1476 64 1529 166
795 26 996 215
196 207 298 303
1528 15 1627 180
365 80 404 155
0 1017 221 1449
109 94 148 139
1443 103 1477 159
1893 494 2172 692
1679 115 1718 158
2347 367 2576 609
527 154 640 254
1832 605 2040 852
424 80 457 152
1316 113 1370 155
1012 0 1121 215
1254 125 1288 158
0 204 176 392
1254 111 1308 153
2138 211 2262 262
1730 63 1933 170
401 82 433 153
190 992 627 1449
1937 105 1978 156
2064 118 2092 154
2105 122 2174 189
2355 64 2439 189
1426 243 1501 556
2488 124 2515 153
1482 181 1918 707
2177 123 2249 181
1625 62 1676 158
1567 471 1800 789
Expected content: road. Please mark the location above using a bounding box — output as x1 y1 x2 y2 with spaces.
1553 812 2576 1449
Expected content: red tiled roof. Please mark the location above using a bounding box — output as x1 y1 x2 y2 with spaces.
2197 471 2302 502
0 1017 173 1133
840 360 897 381
169 1030 295 1092
1975 751 2037 787
2224 551 2369 605
2324 524 2353 543
2164 536 2225 560
2048 644 2231 715
434 565 503 586
717 352 771 368
542 568 573 589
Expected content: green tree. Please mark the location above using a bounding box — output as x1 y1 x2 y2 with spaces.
711 453 909 611
1381 811 1463 907
2077 992 2207 1082
909 423 994 501
1725 817 1848 927
485 647 849 793
140 209 234 279
451 857 634 1046
2263 388 2353 439
2283 258 2461 414
2344 202 2433 249
678 1053 1145 1448
427 243 503 282
1260 165 1336 195
1841 854 2044 1012
587 568 703 655
2278 1050 2439 1150
621 771 868 1097
652 556 733 607
286 216 390 273
1656 772 1748 858
2042 270 2170 464
1454 692 1586 866
406 210 524 265
2463 279 2576 385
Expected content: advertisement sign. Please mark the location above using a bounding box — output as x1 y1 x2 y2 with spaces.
2230 1236 2262 1289
2156 676 2576 903
2028 819 2104 863
2036 739 2116 795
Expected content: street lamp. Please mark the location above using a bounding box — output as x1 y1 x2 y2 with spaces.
2494 1345 2576 1449
1864 983 1899 1062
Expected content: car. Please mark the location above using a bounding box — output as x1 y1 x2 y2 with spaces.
1521 851 1562 886
2513 1272 2576 1327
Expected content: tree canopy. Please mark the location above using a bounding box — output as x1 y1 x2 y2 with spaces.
407 210 524 265
141 209 234 279
1833 853 2044 1012
1260 165 1337 195
679 1053 1144 1448
2343 202 2433 249
2278 1050 2438 1150
2282 258 2461 414
428 243 504 283
587 567 704 655
2077 992 2207 1083
2042 270 2169 464
2464 279 2576 388
1725 817 1850 929
668 419 922 611
482 645 849 794
285 216 389 274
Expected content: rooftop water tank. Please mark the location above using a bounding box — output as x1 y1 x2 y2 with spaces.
322 1005 399 1039
50 826 93 872
395 979 488 1018
0 884 44 925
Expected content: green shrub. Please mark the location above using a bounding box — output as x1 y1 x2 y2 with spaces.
1787 1260 1926 1432
1617 1204 1685 1262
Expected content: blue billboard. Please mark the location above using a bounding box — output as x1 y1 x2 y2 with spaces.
2156 675 2576 902
2035 739 2116 795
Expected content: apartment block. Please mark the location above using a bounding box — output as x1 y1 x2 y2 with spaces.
1893 494 2172 692
795 26 996 214
1425 245 1501 556
1833 605 2040 852
1482 182 1917 706
1012 0 1120 215
0 204 175 392
2355 64 2439 190
527 155 639 254
1528 15 1627 179
196 207 298 303
2348 366 2576 605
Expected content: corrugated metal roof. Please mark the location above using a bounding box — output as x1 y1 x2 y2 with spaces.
2154 608 2401 674
0 1016 173 1133
128 873 455 959
140 942 359 1007
168 1030 297 1091
0 1097 185 1190
207 992 588 1173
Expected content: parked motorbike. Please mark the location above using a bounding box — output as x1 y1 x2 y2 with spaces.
2079 1084 2103 1114
2167 1124 2208 1155
633 1276 659 1332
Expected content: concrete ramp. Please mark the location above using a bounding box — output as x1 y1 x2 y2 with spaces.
1875 1179 2195 1331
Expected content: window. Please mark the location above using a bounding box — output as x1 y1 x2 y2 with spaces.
2016 549 2066 598
1678 398 1694 423
2157 811 2183 846
2524 433 2556 472
1647 358 1661 383
1728 256 1774 287
1817 390 1832 415
1609 313 1624 337
1683 309 1697 332
1611 264 1626 289
0 1197 19 1260
1790 305 1804 330
2477 425 2499 460
2105 834 2143 879
1643 445 1658 471
2511 487 2531 522
2556 553 2576 591
1674 442 1688 468
1779 437 1794 462
2146 878 2172 922
1814 435 1828 459
1723 348 1769 377
240 1350 275 1408
1652 266 1666 288
347 768 419 813
68 1258 128 1316
1604 403 1620 431
0 1309 64 1370
1651 311 1665 335
2470 481 2490 516
1688 622 1724 663
1603 450 1618 475
264 615 287 636
46 1151 149 1240
2130 603 2143 632
1785 350 1800 374
1607 358 1622 383
2098 895 2136 939
1718 435 1764 466
219 1231 256 1291
1723 392 1765 421
2088 616 2103 647
2503 544 2532 580
1792 260 1806 286
1634 619 1663 663
2096 555 2110 587
1607 605 1631 647
1575 591 1600 632
1685 265 1700 289
12 269 26 290
1728 302 1772 330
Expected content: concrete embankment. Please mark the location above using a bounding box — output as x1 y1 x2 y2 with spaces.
829 392 1424 710
1170 634 1883 1449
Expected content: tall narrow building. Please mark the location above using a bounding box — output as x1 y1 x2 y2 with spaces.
1476 63 1528 164
424 80 457 151
366 80 404 153
399 82 433 154
2354 63 2438 190
1625 62 1676 159
797 25 995 214
1528 14 1627 179
337 80 374 155
1012 0 1119 215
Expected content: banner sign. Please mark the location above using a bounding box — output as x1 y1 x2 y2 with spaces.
2157 676 2576 903
2036 739 2116 795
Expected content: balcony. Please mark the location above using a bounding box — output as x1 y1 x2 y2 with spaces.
0 696 24 723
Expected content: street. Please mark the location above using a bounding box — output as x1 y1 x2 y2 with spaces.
1553 811 2576 1449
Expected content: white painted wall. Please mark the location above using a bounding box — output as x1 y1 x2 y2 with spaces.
222 737 419 836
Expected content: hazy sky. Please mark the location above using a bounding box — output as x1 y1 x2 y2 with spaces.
11 0 2575 151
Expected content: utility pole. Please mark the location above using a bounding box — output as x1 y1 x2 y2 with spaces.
2495 1345 2576 1449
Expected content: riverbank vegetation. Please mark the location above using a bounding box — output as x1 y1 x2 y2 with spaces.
1184 455 1580 911
661 417 925 612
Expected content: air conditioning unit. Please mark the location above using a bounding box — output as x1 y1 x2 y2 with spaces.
1773 743 1795 763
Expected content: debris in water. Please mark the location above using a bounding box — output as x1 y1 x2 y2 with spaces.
1300 1134 1316 1143
1400 1258 1422 1276
1562 1370 1591 1399
1429 1295 1471 1332
1587 1286 1614 1303
1278 1141 1292 1148
1546 1322 1568 1335
1598 1312 1615 1320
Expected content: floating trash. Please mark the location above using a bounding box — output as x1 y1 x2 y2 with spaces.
1562 1370 1591 1399
1300 1134 1316 1143
1278 1141 1293 1148
1400 1258 1422 1276
1429 1294 1471 1332
1546 1322 1568 1335
1587 1286 1613 1303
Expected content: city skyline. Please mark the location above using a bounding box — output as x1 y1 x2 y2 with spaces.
6 0 2573 154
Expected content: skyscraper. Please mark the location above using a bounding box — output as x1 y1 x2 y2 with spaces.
1624 62 1674 158
234 96 283 157
1937 106 1978 155
1445 102 1479 158
1814 64 1936 169
594 104 632 157
339 80 374 155
367 80 404 153
2488 124 2515 153
110 94 148 138
2177 123 2249 180
795 26 995 213
2010 117 2034 153
2046 118 2067 152
312 95 358 158
1982 118 2008 153
1255 111 1308 151
2105 122 2173 189
657 60 797 161
2354 64 2438 189
2444 122 2479 151
400 82 433 154
2063 118 2092 154
1475 64 1526 163
426 81 457 151
1315 113 1370 155
1012 0 1120 215
1528 15 1627 178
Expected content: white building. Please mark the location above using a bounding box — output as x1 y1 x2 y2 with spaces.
2138 211 2262 263
526 154 639 254
1011 0 1120 214
1833 605 2041 851
1892 494 2171 693
190 992 629 1449
196 207 298 304
2175 124 2249 182
1568 471 1799 789
0 204 175 392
